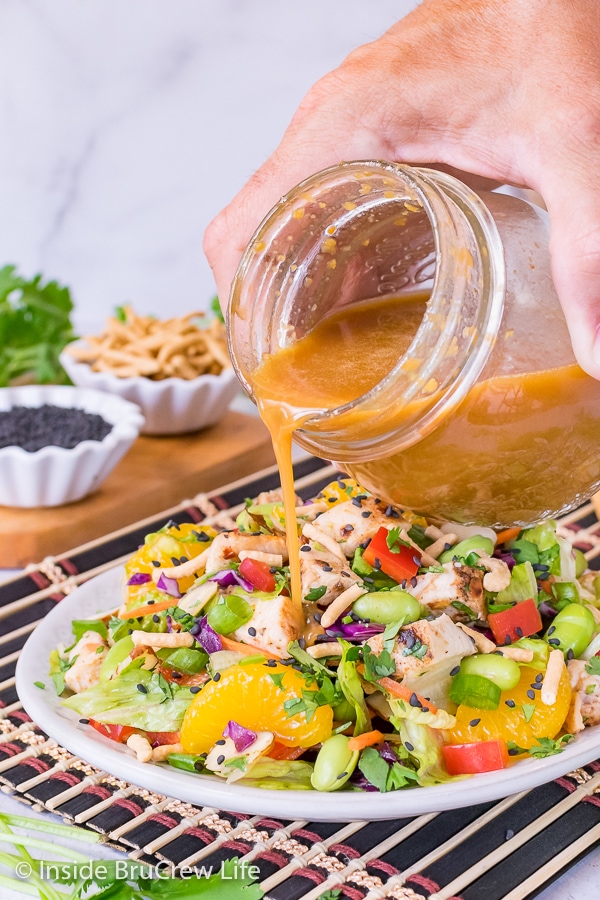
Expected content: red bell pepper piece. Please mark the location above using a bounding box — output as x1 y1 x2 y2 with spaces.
488 597 542 645
239 557 277 592
362 526 420 583
442 740 508 775
88 719 180 747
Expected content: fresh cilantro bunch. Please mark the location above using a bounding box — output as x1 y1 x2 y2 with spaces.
0 264 76 386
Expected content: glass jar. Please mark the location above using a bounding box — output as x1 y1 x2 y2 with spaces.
228 161 600 527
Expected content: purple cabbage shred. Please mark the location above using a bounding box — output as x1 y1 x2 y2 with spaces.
223 720 257 752
126 572 152 586
156 573 182 599
191 616 223 654
208 568 254 593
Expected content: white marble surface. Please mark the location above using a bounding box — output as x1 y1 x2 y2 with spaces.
0 0 416 335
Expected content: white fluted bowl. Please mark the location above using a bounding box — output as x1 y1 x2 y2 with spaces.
0 385 145 508
60 342 240 435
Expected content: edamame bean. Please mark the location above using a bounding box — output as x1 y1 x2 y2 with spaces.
310 734 359 792
460 653 521 690
574 548 587 579
545 602 595 658
352 591 421 626
438 535 495 564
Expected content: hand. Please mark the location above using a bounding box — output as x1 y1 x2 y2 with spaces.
204 0 600 378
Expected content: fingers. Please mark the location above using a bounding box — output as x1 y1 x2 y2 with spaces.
204 72 393 307
544 177 600 380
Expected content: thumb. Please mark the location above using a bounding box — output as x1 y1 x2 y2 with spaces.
545 178 600 380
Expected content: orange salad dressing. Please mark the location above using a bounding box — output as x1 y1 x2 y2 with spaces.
251 294 600 608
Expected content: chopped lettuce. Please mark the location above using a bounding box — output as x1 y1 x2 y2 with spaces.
237 758 314 790
495 562 538 605
337 641 370 736
387 695 456 730
397 720 459 785
62 669 193 731
71 619 108 643
510 638 549 671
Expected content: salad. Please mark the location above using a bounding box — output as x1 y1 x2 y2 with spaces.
49 476 600 793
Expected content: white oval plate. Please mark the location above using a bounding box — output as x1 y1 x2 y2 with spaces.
16 567 600 821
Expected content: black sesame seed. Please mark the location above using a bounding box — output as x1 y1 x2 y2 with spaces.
469 718 481 727
373 558 382 570
547 626 556 636
300 545 312 552
180 556 188 564
170 557 181 566
548 638 561 646
216 754 225 765
535 673 544 682
361 511 372 518
299 638 306 650
166 519 180 530
403 632 416 649
530 683 542 691
341 571 351 578
322 565 333 572
401 580 407 590
343 524 354 533
79 718 90 725
364 576 375 584
151 560 161 567
337 772 348 779
127 628 133 635
248 627 257 637
410 576 418 588
147 599 156 605
152 614 160 623
266 659 278 667
444 542 452 551
213 673 221 682
194 760 204 771
505 699 516 708
405 742 414 752
194 530 211 542
450 666 460 677
515 626 523 637
567 648 575 660
504 635 511 645
0 404 113 452
356 494 368 500
215 739 226 745
171 672 182 679
409 692 421 707
374 498 381 504
412 555 421 567
136 684 148 693
526 689 535 700
508 748 520 756
270 566 278 573
505 829 515 840
314 612 322 624
385 505 393 517
328 498 336 503
352 498 363 508
190 685 202 693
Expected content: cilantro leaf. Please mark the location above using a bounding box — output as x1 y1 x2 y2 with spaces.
585 657 600 676
521 703 536 723
386 526 410 554
362 644 396 682
358 746 418 792
304 585 327 601
0 264 75 387
528 734 574 758
269 672 286 690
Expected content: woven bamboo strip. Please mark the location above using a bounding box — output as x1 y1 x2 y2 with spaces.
262 814 438 897
0 620 42 649
0 649 22 669
424 770 600 900
500 820 600 900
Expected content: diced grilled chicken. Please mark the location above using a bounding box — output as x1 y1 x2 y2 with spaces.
233 593 304 657
309 498 407 559
300 552 360 606
64 630 108 694
407 561 486 621
367 613 475 679
567 659 600 731
203 532 288 574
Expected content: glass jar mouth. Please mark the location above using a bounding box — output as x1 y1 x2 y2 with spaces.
228 161 506 460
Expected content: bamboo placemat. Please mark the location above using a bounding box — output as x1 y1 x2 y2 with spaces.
1 457 600 900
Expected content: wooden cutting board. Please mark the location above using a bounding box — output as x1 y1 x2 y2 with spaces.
0 411 275 567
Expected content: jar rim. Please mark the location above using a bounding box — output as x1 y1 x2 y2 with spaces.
228 160 506 460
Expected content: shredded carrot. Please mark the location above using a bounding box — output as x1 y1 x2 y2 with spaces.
268 742 306 760
119 599 176 619
159 667 210 687
219 635 283 660
539 579 553 596
348 730 384 752
495 526 521 545
377 676 439 715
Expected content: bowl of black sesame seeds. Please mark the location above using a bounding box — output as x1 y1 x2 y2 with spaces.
0 385 145 507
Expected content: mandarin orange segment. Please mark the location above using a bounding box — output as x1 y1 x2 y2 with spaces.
124 523 217 607
445 665 571 750
180 662 333 753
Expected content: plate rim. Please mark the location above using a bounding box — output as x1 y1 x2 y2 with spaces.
15 567 600 821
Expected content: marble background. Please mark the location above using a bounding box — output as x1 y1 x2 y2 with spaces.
0 0 418 334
